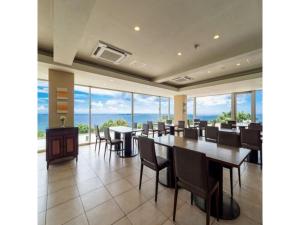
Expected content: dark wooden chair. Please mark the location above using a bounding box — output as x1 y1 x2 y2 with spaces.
103 127 123 161
173 146 219 225
220 123 232 129
199 121 208 137
248 122 262 131
187 120 197 129
175 120 185 136
133 123 149 152
217 131 242 197
148 121 159 138
205 126 219 142
183 128 198 140
227 120 237 128
94 125 105 154
158 122 169 136
240 128 262 168
138 136 169 202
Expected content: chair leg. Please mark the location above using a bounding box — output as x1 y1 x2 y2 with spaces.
230 168 233 197
191 192 193 205
260 150 263 169
104 142 107 157
95 138 98 151
139 163 143 190
206 196 211 225
173 183 178 221
98 140 101 154
155 171 159 202
238 167 241 187
109 145 112 161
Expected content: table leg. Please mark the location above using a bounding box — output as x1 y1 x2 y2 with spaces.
169 126 175 135
248 150 259 164
116 132 138 158
194 161 240 220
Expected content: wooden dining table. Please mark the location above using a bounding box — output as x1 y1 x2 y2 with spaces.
153 135 250 220
109 126 142 158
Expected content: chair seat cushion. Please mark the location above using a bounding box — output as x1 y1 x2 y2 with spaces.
242 143 261 151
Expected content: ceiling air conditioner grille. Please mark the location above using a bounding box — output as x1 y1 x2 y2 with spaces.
172 76 193 83
91 41 132 64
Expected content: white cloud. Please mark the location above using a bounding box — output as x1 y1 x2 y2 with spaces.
75 99 86 103
38 87 48 94
197 95 231 106
38 105 48 113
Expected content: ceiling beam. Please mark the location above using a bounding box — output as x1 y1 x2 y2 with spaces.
53 0 96 65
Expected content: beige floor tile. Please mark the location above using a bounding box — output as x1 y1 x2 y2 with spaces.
116 165 140 178
114 189 147 214
173 203 214 225
48 177 76 194
150 189 185 217
112 216 132 225
237 197 262 224
162 220 175 225
64 214 89 225
127 201 167 225
74 170 97 182
77 177 103 195
214 213 260 225
125 172 151 186
81 187 112 211
38 211 46 225
100 171 124 185
86 199 125 225
106 179 133 197
48 169 74 183
135 179 165 200
46 198 84 225
47 186 79 209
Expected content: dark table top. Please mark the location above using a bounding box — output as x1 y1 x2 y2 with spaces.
153 135 250 167
109 126 142 133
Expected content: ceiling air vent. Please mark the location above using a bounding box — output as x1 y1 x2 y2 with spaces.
91 41 132 64
172 76 193 83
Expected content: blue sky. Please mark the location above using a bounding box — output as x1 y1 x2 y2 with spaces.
38 81 262 115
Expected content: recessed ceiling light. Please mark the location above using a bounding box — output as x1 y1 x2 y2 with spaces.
213 34 220 40
246 58 250 63
134 26 140 31
177 52 182 56
236 63 241 66
208 71 211 73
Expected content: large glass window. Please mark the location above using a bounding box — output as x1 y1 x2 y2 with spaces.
170 97 174 120
160 97 169 121
256 90 262 123
74 86 90 144
187 97 194 121
91 88 132 141
134 94 159 127
236 92 252 123
196 94 231 126
38 80 49 150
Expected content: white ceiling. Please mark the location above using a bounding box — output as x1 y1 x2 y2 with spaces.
38 0 262 93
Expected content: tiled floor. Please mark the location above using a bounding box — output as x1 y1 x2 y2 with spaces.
38 142 262 225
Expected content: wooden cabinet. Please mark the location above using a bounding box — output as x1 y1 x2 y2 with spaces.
46 127 78 169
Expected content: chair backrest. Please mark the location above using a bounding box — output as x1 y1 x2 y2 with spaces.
147 121 154 129
240 128 261 149
166 119 172 125
142 123 149 136
220 123 232 129
248 123 262 131
218 131 240 147
205 126 219 141
199 121 208 128
95 125 100 137
132 122 137 129
227 120 236 125
173 146 209 193
178 120 185 129
157 122 165 132
184 128 198 140
103 127 111 141
138 136 157 167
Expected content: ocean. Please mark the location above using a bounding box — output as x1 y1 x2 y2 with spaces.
38 113 262 131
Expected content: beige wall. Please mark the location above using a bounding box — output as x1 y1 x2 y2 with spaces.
174 95 187 123
49 69 74 128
